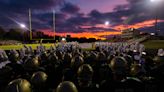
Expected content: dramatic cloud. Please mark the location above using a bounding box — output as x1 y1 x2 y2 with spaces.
0 0 64 10
0 0 65 29
61 3 80 14
0 0 164 39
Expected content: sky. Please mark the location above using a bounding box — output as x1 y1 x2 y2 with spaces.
0 0 164 39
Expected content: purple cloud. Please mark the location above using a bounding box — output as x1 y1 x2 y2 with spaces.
61 3 80 14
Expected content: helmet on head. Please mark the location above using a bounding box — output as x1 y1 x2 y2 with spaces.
98 64 113 81
31 71 48 87
153 56 164 65
90 52 98 59
98 52 106 59
124 55 133 67
0 51 8 62
85 52 97 65
56 81 78 92
40 51 48 60
73 51 84 58
48 53 58 64
24 57 40 70
97 52 106 63
56 51 63 60
63 53 72 66
0 53 4 62
9 50 19 63
107 54 115 64
77 64 93 81
71 56 84 69
110 56 127 75
6 78 31 92
77 64 93 86
130 64 143 76
0 53 5 62
82 51 89 58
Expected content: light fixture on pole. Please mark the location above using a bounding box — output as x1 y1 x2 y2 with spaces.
20 24 26 28
150 0 161 2
19 23 27 42
105 21 109 26
105 21 109 46
150 0 161 35
105 21 109 40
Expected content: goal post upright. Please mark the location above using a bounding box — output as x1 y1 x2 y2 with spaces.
29 8 32 40
53 10 56 41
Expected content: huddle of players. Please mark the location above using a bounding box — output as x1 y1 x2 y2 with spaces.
0 43 164 92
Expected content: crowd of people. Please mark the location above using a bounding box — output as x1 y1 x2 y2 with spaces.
0 42 164 92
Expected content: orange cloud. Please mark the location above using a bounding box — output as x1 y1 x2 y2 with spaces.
59 31 121 40
41 30 121 40
114 19 164 30
40 19 164 40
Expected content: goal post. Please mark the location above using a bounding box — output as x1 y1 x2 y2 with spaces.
28 9 56 42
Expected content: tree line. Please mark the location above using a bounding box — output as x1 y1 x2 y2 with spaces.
0 26 98 43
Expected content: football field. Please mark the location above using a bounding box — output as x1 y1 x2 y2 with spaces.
0 40 164 50
0 43 54 50
142 40 164 49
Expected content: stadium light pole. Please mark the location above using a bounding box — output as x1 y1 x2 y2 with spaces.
105 21 109 39
150 0 161 35
19 23 27 42
105 21 109 46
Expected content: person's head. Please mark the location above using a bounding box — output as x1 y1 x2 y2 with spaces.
130 64 143 77
48 53 58 64
153 56 164 65
56 51 63 60
6 78 32 92
40 51 48 60
107 54 115 64
24 57 40 70
110 56 128 80
0 51 8 62
124 55 133 71
77 64 93 87
85 52 97 65
9 50 19 63
63 53 72 66
82 51 89 58
71 56 84 70
97 52 106 63
99 64 113 81
31 71 48 88
55 81 78 92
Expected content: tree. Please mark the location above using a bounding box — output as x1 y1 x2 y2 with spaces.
0 26 6 39
4 28 23 41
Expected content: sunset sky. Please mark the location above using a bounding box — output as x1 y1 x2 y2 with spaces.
0 0 164 39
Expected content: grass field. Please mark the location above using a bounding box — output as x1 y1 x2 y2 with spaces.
0 43 54 50
0 43 95 51
142 40 164 49
0 40 164 50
